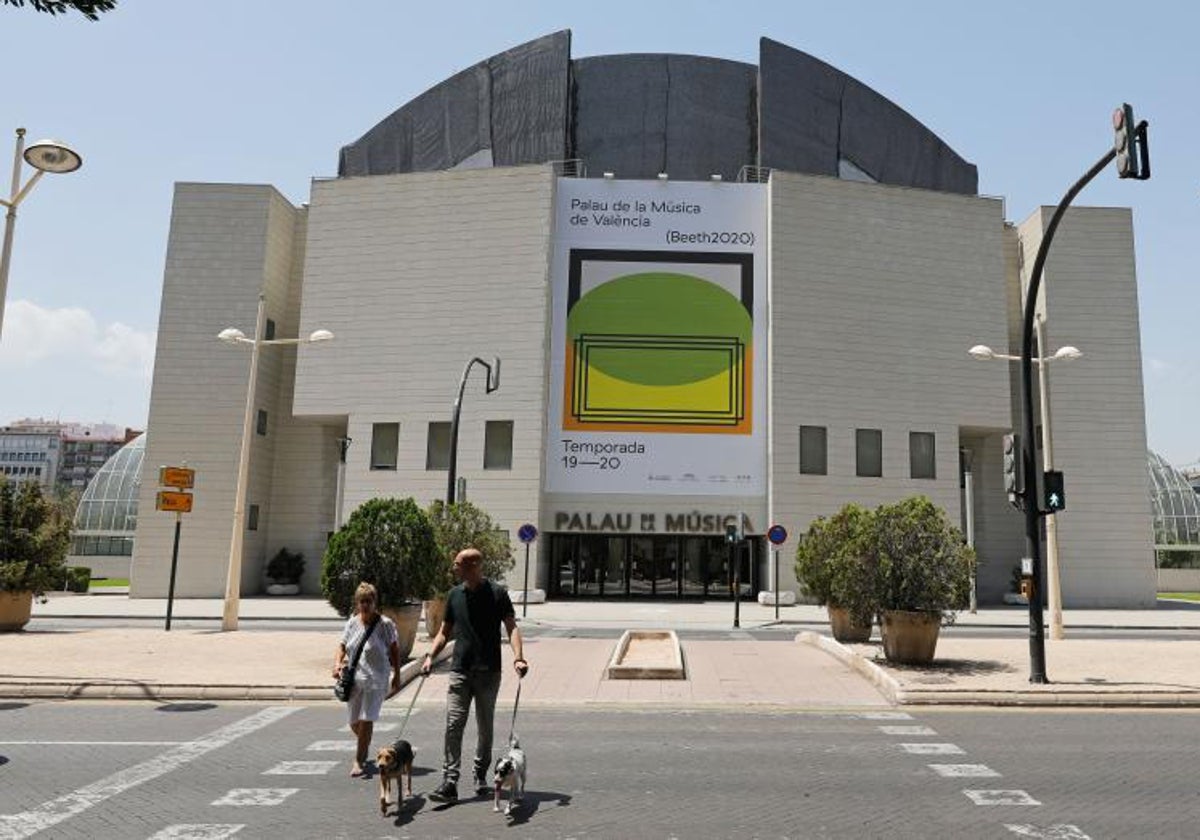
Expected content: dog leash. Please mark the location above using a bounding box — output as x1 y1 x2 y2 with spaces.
506 678 522 747
395 673 426 740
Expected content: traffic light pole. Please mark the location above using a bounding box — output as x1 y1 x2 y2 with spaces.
1019 145 1116 684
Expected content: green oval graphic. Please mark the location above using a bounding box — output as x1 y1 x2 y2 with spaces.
567 272 750 386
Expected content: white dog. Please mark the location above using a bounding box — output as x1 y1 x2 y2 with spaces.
492 736 526 815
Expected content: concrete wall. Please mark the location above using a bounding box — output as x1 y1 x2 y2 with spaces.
132 184 302 597
1016 207 1156 607
294 166 556 590
1158 569 1200 592
768 171 1011 595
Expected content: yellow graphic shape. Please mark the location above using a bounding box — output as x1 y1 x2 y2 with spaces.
585 354 734 416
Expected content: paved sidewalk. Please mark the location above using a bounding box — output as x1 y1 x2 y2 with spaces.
8 594 1200 706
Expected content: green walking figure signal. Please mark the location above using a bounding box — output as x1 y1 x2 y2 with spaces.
1043 470 1066 513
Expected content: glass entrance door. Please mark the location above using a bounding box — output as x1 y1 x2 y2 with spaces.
681 537 715 597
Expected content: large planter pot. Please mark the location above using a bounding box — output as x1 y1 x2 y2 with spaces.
265 582 300 596
828 605 872 643
880 609 942 665
0 591 34 632
381 603 423 661
424 596 447 639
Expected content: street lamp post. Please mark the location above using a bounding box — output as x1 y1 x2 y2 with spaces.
0 128 83 339
445 356 500 506
218 294 333 631
969 340 1081 642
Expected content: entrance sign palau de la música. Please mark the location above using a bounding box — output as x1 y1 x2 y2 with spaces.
545 177 768 496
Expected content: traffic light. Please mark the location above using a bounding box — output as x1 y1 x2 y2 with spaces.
1113 103 1141 179
1043 470 1066 512
1002 433 1022 507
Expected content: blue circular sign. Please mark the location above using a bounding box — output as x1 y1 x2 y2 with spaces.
767 524 788 545
517 523 539 544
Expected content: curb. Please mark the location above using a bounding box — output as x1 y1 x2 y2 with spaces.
0 642 455 702
797 631 1200 708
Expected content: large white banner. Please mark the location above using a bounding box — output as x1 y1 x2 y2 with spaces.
546 178 767 496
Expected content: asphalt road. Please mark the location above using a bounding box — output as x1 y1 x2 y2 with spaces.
1 700 1196 839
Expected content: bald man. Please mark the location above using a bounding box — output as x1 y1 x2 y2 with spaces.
423 547 528 803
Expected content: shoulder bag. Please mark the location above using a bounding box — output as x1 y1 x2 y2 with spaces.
335 615 380 702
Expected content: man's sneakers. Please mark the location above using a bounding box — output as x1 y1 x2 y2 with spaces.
429 780 458 803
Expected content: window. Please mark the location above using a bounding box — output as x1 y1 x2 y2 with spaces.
426 422 451 471
256 409 268 436
484 421 514 470
799 426 827 475
856 428 883 477
370 423 399 470
264 318 276 341
247 504 260 531
910 432 936 480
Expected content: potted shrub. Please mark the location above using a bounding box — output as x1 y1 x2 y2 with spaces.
795 503 876 642
0 479 72 631
873 496 974 665
265 548 305 595
425 499 515 637
321 497 439 660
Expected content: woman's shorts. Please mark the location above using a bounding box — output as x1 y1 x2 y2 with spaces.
348 684 386 722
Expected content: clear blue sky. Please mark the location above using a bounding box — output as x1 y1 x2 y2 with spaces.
1 0 1195 465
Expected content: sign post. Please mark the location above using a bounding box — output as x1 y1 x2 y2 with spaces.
767 524 788 622
517 523 538 618
156 466 195 631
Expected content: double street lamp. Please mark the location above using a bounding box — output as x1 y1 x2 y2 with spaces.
970 335 1081 642
217 294 333 631
0 128 83 339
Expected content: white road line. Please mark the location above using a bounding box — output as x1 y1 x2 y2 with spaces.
344 721 398 732
929 764 1001 778
305 740 357 752
211 789 298 807
878 725 937 736
0 741 184 747
0 706 297 840
263 761 339 776
858 711 914 720
964 790 1041 806
146 826 245 840
901 742 965 755
1005 825 1092 839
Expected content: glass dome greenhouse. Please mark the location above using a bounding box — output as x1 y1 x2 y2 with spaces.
70 434 145 558
1149 450 1200 565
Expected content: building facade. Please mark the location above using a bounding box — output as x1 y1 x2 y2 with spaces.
131 33 1156 607
0 421 62 487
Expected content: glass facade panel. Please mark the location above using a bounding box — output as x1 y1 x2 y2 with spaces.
800 425 827 475
856 428 883 477
370 423 399 470
426 422 451 471
484 420 514 470
69 435 144 560
910 431 936 479
1149 451 1200 566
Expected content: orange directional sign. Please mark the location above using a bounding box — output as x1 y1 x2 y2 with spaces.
156 490 194 513
159 466 195 489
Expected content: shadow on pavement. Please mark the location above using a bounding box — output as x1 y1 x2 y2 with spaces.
0 702 29 711
504 790 573 826
154 702 218 712
878 657 1018 685
391 793 426 826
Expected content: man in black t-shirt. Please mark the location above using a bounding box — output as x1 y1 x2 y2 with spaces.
422 547 528 803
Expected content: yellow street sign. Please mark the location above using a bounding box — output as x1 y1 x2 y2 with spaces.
156 490 194 513
159 466 195 489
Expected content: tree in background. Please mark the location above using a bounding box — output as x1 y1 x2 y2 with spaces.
2 0 116 20
0 478 72 597
426 499 515 596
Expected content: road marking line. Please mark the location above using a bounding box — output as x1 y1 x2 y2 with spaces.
263 761 339 776
901 742 965 755
344 721 398 732
1005 825 1092 839
878 725 937 736
146 826 245 840
929 763 1001 778
0 741 184 746
305 740 357 752
0 706 297 840
858 711 913 720
211 789 298 807
964 790 1041 806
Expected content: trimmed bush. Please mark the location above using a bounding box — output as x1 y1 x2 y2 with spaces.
0 479 71 598
873 496 974 621
426 500 515 597
320 497 439 616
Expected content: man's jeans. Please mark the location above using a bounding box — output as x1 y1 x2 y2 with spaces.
442 670 502 785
